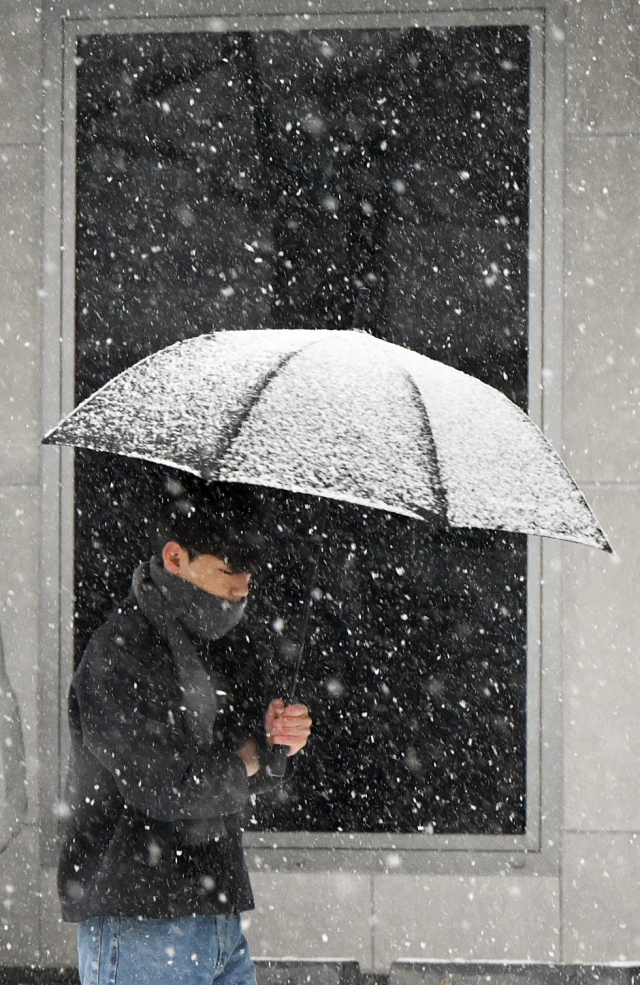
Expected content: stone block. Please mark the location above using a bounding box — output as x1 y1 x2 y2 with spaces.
566 0 640 135
563 831 640 962
0 1 42 145
564 135 640 483
246 871 373 971
0 145 42 487
563 487 640 830
38 866 78 969
0 824 40 965
373 875 559 968
0 484 40 822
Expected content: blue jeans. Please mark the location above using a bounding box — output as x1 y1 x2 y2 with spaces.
77 914 258 985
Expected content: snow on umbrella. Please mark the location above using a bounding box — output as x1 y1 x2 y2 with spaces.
44 328 609 776
43 328 609 552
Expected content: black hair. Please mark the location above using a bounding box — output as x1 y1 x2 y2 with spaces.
151 476 268 574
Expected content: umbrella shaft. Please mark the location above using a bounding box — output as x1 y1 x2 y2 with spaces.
287 498 330 702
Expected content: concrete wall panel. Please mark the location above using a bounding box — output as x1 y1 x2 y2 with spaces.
38 867 77 968
247 872 373 971
566 0 640 136
0 484 40 823
373 875 559 968
563 135 640 483
0 145 42 487
564 832 640 963
0 825 40 965
563 488 640 831
0 1 42 146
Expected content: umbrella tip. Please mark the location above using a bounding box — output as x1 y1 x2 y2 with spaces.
41 428 61 446
594 528 613 553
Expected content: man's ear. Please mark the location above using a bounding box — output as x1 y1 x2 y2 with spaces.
162 541 185 575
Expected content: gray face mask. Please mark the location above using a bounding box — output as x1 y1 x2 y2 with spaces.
149 555 247 641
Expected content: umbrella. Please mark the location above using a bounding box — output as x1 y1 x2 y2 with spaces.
43 328 610 776
44 328 608 550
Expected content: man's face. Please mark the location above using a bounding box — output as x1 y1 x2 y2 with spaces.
162 541 252 601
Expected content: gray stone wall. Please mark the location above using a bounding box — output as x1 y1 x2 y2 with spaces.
0 0 638 970
0 0 44 968
562 0 640 964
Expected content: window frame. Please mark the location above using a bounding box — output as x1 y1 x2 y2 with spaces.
40 0 565 871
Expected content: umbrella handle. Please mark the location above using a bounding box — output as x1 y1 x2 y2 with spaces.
267 500 330 782
266 744 289 778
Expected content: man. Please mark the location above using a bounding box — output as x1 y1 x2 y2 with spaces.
58 481 312 985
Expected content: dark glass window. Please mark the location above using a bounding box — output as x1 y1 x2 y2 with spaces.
74 26 529 834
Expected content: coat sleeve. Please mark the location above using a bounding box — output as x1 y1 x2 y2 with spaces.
73 634 250 822
247 748 293 795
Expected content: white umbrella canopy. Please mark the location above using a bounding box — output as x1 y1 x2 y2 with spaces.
44 329 609 551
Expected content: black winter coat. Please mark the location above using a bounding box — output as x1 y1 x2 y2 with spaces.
58 594 284 922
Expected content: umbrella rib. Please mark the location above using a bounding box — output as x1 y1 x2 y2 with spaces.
205 339 319 478
400 369 449 521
